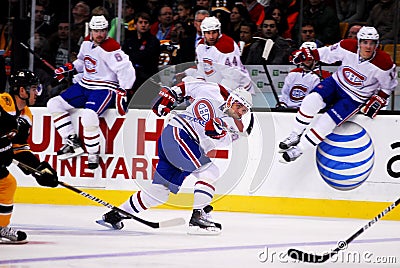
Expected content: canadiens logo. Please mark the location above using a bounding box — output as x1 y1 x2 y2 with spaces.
342 66 365 87
193 99 215 121
84 56 97 73
290 85 308 102
202 58 215 76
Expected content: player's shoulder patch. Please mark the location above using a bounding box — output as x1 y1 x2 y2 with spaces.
0 93 16 113
214 35 235 53
100 38 121 52
84 35 91 42
339 39 358 53
370 50 394 71
290 67 303 73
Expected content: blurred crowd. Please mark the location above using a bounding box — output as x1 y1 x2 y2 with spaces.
0 0 399 106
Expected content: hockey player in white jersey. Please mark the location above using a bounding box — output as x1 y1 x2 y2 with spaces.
182 17 254 93
47 15 135 169
278 42 331 109
98 81 252 234
279 26 398 162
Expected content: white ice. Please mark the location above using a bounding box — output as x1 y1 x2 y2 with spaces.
1 204 399 267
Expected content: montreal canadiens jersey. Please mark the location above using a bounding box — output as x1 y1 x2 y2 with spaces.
73 37 135 90
317 39 397 102
280 67 331 108
194 35 254 93
168 81 243 153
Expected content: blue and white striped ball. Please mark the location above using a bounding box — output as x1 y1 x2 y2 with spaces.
316 121 374 191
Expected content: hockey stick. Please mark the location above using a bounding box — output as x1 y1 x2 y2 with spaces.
12 160 185 229
288 196 400 263
19 42 65 81
256 38 280 105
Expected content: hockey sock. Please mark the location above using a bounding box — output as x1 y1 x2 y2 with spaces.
193 180 215 210
299 113 337 151
81 109 100 155
294 92 326 134
52 112 75 139
120 184 170 214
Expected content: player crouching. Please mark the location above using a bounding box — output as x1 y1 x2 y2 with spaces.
97 81 252 235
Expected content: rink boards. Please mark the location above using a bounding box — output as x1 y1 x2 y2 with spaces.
12 108 400 220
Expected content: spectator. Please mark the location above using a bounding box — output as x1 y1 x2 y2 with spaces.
345 23 363 39
239 20 257 63
70 1 91 46
33 3 54 38
123 12 160 98
300 21 324 48
335 0 367 23
174 0 194 27
108 1 136 43
265 5 289 40
226 4 251 42
295 0 341 45
367 0 400 44
150 5 175 40
245 16 296 65
175 9 209 66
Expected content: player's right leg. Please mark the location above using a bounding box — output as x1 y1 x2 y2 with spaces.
279 92 326 151
47 84 86 160
0 170 27 244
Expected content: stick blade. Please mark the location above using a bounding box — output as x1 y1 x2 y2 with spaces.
287 248 331 263
158 217 186 228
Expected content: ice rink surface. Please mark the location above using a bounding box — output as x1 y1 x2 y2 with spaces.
1 204 399 267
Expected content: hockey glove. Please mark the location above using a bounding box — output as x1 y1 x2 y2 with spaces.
205 118 227 139
290 48 319 64
32 161 59 188
152 86 178 117
115 88 128 116
360 94 387 118
54 62 74 82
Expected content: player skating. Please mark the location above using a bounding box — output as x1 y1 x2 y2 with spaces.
279 26 398 162
97 80 252 235
47 15 135 169
0 70 58 244
181 16 254 93
277 42 331 109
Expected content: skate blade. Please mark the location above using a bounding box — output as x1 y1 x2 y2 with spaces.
0 238 28 244
187 226 222 236
57 148 85 160
95 219 124 230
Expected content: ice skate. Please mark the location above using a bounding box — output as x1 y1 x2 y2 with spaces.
96 210 129 230
279 131 301 151
0 226 28 244
188 205 222 235
88 153 99 169
57 134 85 160
280 146 303 163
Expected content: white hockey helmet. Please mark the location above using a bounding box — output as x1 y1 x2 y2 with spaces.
200 16 221 35
300 41 317 50
89 15 109 30
357 26 379 43
226 87 253 112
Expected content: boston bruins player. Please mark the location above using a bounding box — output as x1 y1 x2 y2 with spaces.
0 70 58 244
